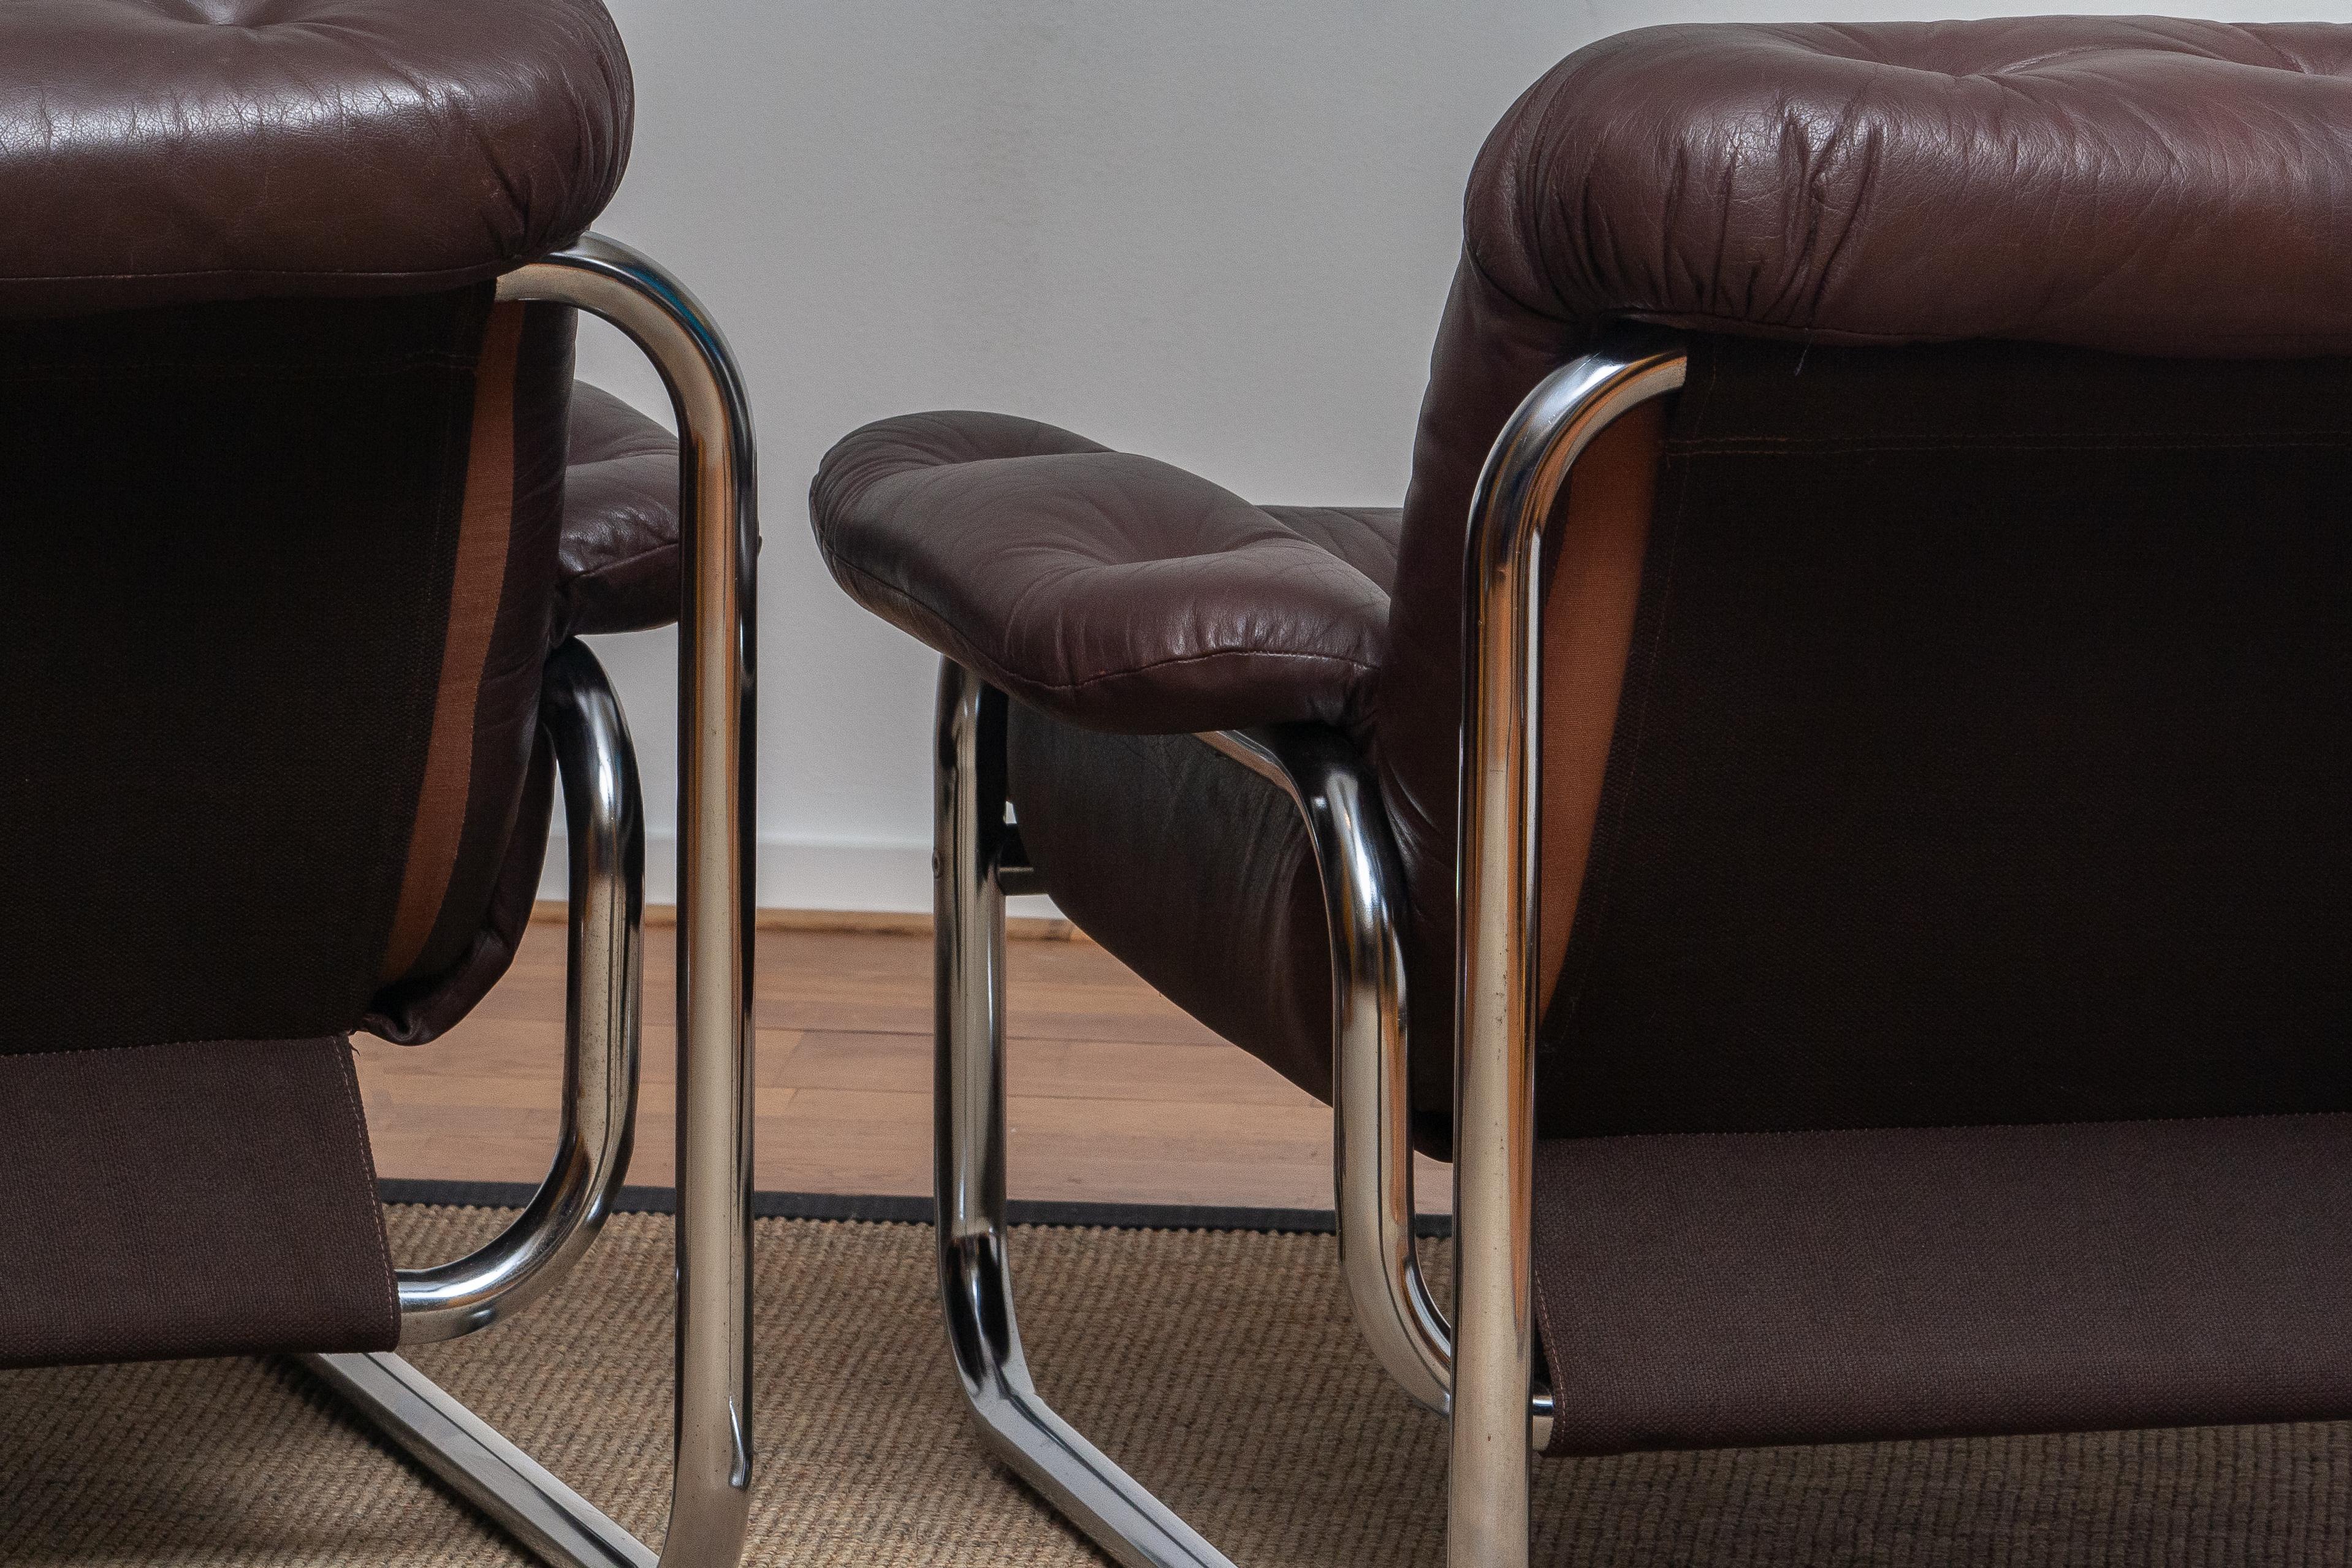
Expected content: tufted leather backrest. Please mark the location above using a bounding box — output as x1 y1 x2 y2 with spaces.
1531 334 2352 1136
0 0 636 1054
1372 20 2352 1130
0 0 644 1372
0 0 631 318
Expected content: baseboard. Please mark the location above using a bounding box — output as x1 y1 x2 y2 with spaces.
535 829 1068 929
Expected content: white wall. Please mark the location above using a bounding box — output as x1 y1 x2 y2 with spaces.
565 0 2321 910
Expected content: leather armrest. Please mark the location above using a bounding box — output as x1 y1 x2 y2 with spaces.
555 382 681 640
810 411 1387 733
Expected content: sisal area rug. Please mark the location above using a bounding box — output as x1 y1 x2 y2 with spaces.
2 1204 2346 1566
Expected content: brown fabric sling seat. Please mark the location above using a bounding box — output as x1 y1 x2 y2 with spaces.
812 13 2352 1474
0 0 682 1371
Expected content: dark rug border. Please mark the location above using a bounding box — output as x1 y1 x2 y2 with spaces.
378 1179 1453 1238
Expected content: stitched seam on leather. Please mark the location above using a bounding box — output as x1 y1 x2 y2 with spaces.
822 550 1381 693
1458 242 2352 359
576 446 676 464
1447 248 2352 358
1048 645 1380 693
571 542 678 582
1548 1109 2352 1145
0 1035 321 1062
0 262 542 287
0 356 480 385
1621 306 2348 351
332 1035 404 1344
1667 435 2352 454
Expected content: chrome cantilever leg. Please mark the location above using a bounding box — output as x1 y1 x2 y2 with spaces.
935 661 1236 1568
1452 329 1684 1568
310 235 758 1568
935 689 1556 1568
1196 728 1555 1447
305 637 652 1568
940 321 1676 1561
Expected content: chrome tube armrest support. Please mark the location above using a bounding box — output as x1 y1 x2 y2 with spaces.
936 664 1237 1568
309 234 758 1568
1193 727 1455 1418
927 330 1685 1568
500 235 759 1568
1450 328 1686 1568
1198 726 1563 1444
395 637 645 1343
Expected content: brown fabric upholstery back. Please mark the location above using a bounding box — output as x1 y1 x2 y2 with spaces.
365 300 579 1041
1528 335 2352 1136
1533 1113 2352 1453
1373 20 2352 1140
0 286 585 1364
0 286 574 1053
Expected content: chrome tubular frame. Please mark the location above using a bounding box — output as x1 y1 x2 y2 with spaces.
932 332 1685 1568
1195 726 1453 1417
935 663 1235 1568
306 235 758 1568
937 680 1444 1568
1451 328 1685 1568
1196 728 1556 1445
394 637 645 1344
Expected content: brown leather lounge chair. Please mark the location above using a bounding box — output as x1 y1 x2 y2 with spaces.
0 5 755 1565
813 18 2352 1567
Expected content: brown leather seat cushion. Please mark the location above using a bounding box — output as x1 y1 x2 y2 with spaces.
362 376 680 1045
1008 715 1337 1112
0 0 631 319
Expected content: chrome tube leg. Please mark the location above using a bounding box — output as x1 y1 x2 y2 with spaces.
391 638 645 1344
1451 330 1686 1568
314 237 756 1568
499 237 758 1568
1197 725 1560 1444
934 660 1235 1568
306 1350 657 1568
308 639 651 1568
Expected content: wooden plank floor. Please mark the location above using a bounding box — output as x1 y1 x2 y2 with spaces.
355 916 1451 1212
